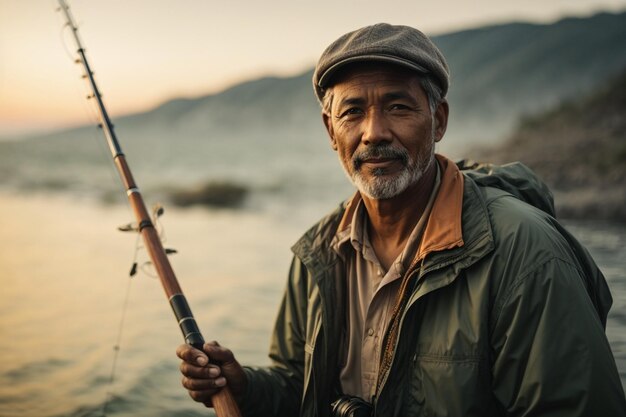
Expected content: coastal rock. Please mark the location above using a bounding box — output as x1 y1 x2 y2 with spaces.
467 69 626 222
167 181 248 209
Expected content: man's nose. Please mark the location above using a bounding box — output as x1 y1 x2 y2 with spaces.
361 111 392 145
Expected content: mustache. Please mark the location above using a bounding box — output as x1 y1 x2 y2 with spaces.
352 145 409 169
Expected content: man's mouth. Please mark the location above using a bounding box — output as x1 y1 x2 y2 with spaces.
354 147 408 171
360 157 398 167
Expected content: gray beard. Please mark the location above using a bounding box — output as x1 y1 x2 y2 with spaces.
340 136 435 200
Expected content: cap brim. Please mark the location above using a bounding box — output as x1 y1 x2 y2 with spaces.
317 54 429 88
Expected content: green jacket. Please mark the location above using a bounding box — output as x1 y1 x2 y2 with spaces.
240 158 626 417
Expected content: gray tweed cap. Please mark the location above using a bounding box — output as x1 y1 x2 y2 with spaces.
313 23 449 103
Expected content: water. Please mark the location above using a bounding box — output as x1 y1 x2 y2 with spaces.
0 191 625 417
0 192 311 417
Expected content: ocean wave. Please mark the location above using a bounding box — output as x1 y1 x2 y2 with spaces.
2 357 72 382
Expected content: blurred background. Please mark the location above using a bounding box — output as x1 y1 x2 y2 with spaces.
1 1 625 416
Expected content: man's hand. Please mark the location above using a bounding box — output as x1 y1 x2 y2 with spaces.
176 340 247 407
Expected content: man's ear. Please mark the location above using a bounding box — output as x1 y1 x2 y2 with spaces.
433 99 449 143
322 112 338 151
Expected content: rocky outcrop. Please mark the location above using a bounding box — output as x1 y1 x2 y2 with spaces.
468 70 626 222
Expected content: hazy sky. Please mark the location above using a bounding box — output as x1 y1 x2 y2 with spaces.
1 0 624 136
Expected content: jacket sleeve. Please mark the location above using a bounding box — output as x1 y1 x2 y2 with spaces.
490 257 626 416
238 256 309 417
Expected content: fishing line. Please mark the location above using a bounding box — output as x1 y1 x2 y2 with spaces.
56 1 76 62
100 212 170 413
59 6 126 205
101 209 175 415
101 252 135 416
58 26 75 62
58 6 97 124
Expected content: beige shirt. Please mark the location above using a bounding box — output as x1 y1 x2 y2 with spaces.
332 165 441 401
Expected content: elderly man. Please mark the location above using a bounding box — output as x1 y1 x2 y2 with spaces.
177 24 626 416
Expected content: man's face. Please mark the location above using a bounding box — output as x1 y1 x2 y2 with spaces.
322 63 447 200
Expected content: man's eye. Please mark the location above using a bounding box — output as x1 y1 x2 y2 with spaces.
389 103 410 111
339 108 363 118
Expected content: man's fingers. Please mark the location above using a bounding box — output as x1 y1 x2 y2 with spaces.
176 344 208 366
180 362 221 379
188 388 214 403
177 340 247 405
182 372 227 407
182 376 227 391
203 341 235 364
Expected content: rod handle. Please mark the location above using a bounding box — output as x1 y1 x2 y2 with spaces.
212 386 244 417
170 294 243 417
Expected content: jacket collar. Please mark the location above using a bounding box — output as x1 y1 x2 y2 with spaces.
416 159 495 293
418 154 465 261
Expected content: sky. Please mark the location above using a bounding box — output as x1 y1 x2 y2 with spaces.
1 0 625 137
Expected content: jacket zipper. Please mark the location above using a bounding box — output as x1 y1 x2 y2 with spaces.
373 267 421 415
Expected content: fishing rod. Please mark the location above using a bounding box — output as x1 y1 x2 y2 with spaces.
56 2 242 416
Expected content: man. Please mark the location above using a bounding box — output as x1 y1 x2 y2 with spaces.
177 24 626 416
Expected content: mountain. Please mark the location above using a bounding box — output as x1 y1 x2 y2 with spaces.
434 11 626 146
467 69 626 222
1 11 625 207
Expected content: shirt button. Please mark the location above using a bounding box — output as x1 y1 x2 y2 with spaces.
367 328 374 336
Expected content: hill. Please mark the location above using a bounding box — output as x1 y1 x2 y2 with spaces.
435 11 626 145
468 69 626 222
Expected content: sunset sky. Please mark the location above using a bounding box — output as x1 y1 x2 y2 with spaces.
1 0 624 137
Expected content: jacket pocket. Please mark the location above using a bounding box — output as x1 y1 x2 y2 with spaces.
406 353 493 417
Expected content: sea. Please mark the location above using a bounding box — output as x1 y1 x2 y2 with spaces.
0 162 625 416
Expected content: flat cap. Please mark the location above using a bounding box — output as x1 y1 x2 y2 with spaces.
313 23 449 103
